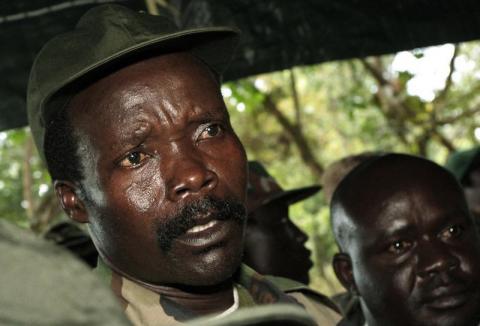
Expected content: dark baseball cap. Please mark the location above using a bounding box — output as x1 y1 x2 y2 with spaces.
27 4 239 161
246 161 321 213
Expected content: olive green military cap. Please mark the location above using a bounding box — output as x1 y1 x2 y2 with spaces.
27 4 239 161
445 147 480 184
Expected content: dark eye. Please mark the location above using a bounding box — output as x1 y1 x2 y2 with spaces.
388 240 412 255
119 151 148 167
440 225 464 240
199 124 223 140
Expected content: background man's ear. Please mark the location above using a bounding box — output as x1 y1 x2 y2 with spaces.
333 253 358 293
54 180 89 223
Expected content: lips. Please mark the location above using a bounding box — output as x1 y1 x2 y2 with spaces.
186 220 218 234
175 217 236 251
422 285 472 310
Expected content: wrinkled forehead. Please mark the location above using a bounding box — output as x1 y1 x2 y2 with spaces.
67 53 224 131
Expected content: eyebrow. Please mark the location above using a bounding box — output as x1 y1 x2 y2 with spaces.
111 122 152 152
431 209 471 231
371 221 416 245
371 208 470 244
188 107 228 123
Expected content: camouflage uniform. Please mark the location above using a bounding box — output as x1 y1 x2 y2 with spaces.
96 260 341 325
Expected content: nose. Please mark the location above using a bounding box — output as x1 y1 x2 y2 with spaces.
168 155 218 202
416 240 460 279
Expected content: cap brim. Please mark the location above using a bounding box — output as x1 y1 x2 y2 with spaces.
263 185 321 207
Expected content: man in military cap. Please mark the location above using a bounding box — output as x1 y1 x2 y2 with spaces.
445 147 480 222
331 153 480 326
322 152 381 206
244 161 319 284
27 4 340 325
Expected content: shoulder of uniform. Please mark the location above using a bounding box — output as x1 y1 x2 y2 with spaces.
266 275 341 314
264 275 305 291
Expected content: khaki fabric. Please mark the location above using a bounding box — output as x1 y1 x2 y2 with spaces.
267 275 342 325
97 261 341 325
288 292 341 325
187 304 317 326
0 219 130 325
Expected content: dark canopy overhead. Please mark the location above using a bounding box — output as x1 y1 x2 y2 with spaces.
177 0 480 81
2 0 480 131
0 0 144 131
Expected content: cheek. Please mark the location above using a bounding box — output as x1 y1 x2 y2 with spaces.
245 224 274 247
457 246 480 278
244 226 276 263
80 158 108 207
353 256 416 304
124 164 165 213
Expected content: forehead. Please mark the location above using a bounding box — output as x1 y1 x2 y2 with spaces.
68 53 224 132
343 162 469 241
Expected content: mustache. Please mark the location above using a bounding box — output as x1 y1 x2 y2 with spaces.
156 196 246 252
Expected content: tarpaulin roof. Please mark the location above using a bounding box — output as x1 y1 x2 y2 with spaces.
0 0 144 131
2 0 480 131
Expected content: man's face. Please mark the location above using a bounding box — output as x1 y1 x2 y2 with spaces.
347 176 480 326
243 202 312 284
67 53 247 286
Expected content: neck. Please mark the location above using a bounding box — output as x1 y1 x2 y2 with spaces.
99 252 236 316
143 279 236 316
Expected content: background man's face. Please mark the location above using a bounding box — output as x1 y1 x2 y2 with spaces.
243 201 312 284
68 53 247 286
348 173 480 326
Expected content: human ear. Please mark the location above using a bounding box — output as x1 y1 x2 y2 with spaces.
333 253 358 294
54 180 89 223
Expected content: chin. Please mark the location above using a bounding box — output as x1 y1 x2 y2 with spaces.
184 242 244 287
416 304 480 326
417 316 479 326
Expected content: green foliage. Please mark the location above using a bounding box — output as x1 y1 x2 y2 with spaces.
0 130 26 226
224 41 480 293
0 128 51 228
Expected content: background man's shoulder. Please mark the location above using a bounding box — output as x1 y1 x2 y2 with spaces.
266 275 342 325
